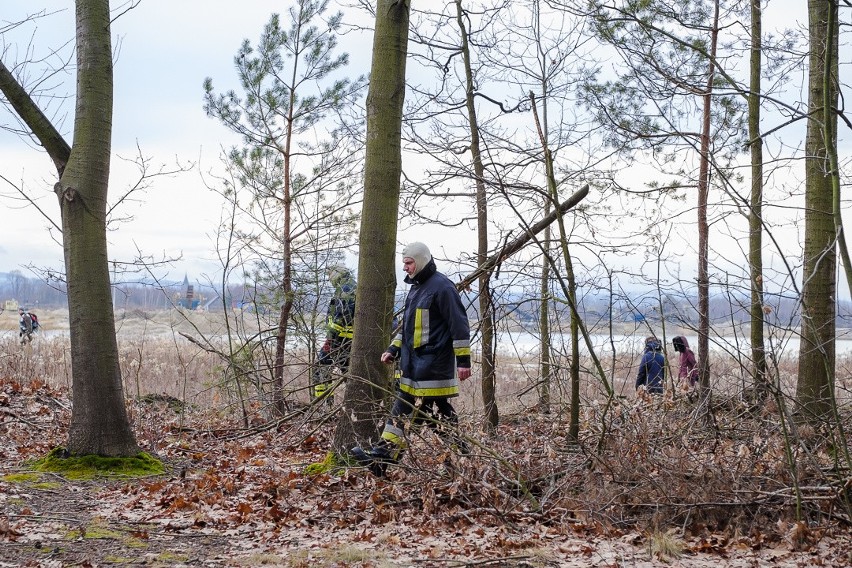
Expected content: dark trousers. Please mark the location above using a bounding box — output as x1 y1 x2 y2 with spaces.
311 339 351 398
389 390 457 425
379 390 460 456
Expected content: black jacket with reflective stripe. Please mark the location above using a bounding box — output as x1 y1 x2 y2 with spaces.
388 260 471 395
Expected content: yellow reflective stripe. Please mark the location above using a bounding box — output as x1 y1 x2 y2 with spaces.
382 423 404 439
399 382 459 398
381 425 407 452
399 376 456 390
413 309 423 348
453 339 470 357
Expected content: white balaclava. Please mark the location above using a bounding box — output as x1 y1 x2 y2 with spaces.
326 265 348 285
402 242 432 277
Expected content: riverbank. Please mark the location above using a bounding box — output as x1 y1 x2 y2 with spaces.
8 308 852 359
4 307 236 339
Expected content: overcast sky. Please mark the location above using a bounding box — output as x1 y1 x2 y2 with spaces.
0 0 830 296
0 1 377 282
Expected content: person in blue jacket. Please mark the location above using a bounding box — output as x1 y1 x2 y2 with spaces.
351 241 471 476
635 336 666 395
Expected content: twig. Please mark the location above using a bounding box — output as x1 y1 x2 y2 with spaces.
0 407 47 428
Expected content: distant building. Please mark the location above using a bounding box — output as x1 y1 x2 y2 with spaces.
176 275 201 310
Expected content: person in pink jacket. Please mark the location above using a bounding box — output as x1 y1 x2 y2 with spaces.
672 336 698 388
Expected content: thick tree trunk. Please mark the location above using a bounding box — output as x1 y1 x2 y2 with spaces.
797 0 838 422
0 0 139 456
332 0 409 452
61 0 138 456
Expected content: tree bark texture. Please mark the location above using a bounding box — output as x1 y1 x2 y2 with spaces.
538 218 552 414
456 0 498 432
333 0 409 452
696 0 719 393
796 0 838 421
62 0 138 455
748 0 767 394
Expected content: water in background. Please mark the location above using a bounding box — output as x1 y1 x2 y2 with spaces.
495 329 852 358
11 322 852 359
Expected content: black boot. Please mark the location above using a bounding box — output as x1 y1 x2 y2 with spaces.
350 444 397 477
450 436 470 455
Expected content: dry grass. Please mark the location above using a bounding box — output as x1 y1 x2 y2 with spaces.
649 529 684 561
2 308 314 411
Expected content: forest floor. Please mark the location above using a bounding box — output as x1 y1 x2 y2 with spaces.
1 310 851 566
1 376 850 567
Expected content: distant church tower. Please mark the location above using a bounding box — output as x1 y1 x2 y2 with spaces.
182 274 194 309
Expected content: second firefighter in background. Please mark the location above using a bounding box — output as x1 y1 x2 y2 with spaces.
312 265 356 404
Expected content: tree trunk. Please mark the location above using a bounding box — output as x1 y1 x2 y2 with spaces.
272 289 293 414
332 0 409 452
272 151 294 414
747 0 767 397
796 0 838 422
565 249 580 442
61 0 138 456
529 91 580 438
696 0 719 395
456 0 498 432
538 217 552 414
272 10 301 416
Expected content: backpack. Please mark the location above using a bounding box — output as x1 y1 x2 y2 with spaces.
20 312 33 333
29 312 39 330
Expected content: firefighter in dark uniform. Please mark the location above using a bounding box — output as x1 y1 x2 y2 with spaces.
312 265 356 405
351 242 471 475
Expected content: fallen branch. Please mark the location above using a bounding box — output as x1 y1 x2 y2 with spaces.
0 407 46 429
456 184 589 291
